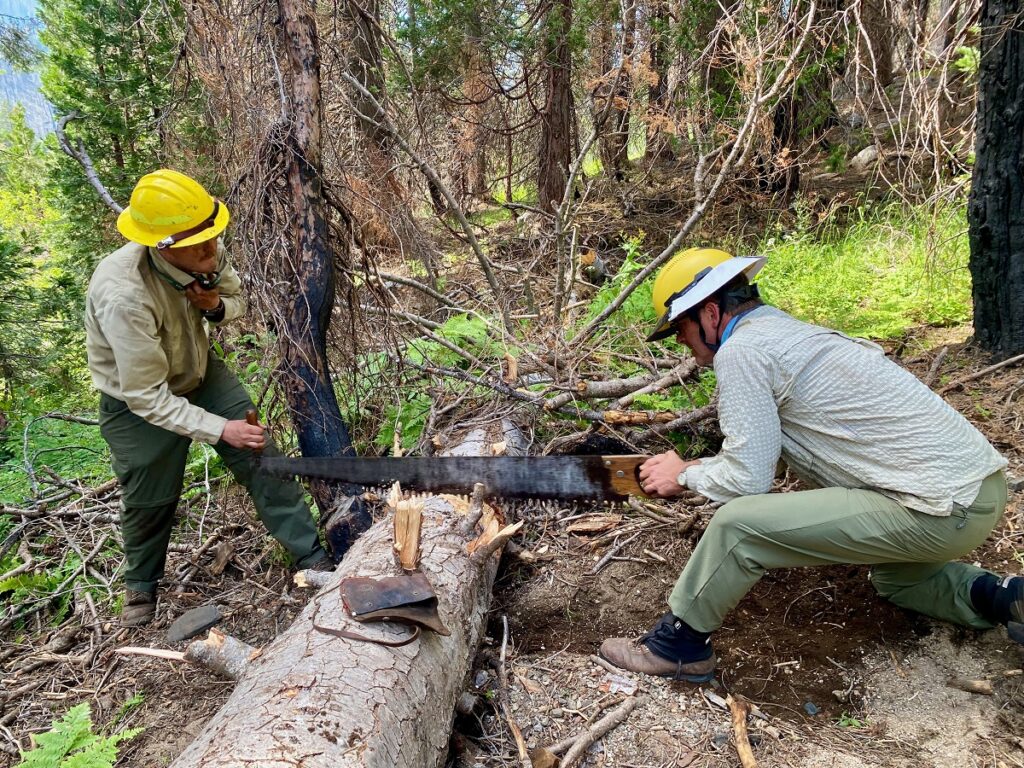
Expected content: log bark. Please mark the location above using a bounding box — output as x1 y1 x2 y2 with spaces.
169 424 524 768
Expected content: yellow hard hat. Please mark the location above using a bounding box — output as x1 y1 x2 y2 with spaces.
116 169 230 248
647 248 766 341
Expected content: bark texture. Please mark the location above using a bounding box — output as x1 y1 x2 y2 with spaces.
537 0 573 213
277 0 370 549
169 424 524 768
968 0 1024 359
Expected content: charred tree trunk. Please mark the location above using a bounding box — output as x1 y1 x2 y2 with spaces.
967 0 1024 359
168 425 524 768
537 0 573 213
277 0 370 552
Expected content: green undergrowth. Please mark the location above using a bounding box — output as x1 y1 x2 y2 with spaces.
14 702 141 768
755 201 972 338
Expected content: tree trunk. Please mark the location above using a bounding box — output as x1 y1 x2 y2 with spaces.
599 0 634 181
277 0 370 553
344 0 439 287
168 424 524 768
967 0 1024 359
537 0 573 213
456 19 490 203
858 0 895 89
646 0 675 162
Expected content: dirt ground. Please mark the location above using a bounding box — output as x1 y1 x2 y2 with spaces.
1 329 1022 768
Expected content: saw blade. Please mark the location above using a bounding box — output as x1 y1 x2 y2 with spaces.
257 455 645 500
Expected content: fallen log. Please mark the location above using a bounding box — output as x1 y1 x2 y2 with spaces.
169 424 525 768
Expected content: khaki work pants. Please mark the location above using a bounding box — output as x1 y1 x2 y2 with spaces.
668 471 1008 633
99 357 322 593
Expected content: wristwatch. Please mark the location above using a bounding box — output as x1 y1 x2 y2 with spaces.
676 466 691 489
200 299 225 322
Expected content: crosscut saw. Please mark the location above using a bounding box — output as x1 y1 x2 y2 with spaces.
258 455 648 501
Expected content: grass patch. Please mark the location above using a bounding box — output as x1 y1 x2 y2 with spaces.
756 201 972 338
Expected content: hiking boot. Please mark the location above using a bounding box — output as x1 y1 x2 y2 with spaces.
1007 576 1023 645
600 613 716 683
972 573 1024 645
600 636 716 682
121 589 156 627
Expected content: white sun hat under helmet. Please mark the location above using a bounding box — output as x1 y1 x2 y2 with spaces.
647 248 767 342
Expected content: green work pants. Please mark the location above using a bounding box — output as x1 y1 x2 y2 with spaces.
99 357 322 593
668 471 1008 633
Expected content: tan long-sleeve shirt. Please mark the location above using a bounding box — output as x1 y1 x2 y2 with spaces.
682 306 1006 515
85 242 246 444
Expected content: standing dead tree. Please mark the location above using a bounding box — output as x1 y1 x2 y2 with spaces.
275 0 370 549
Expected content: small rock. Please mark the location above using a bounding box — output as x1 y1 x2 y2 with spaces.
550 708 563 718
711 731 730 749
1006 475 1024 492
166 603 222 642
473 670 490 688
850 145 879 172
803 701 819 716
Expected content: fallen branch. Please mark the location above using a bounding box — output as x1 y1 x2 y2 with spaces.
558 695 643 768
938 352 1024 394
727 694 758 768
923 345 949 388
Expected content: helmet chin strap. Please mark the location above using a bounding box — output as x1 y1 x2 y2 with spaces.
698 299 727 352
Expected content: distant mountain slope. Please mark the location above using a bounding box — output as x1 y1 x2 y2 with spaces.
0 0 53 137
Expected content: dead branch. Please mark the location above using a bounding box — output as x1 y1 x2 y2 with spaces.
938 351 1024 393
727 694 758 768
54 114 124 215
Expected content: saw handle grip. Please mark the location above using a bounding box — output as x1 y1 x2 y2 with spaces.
245 409 264 457
603 455 648 497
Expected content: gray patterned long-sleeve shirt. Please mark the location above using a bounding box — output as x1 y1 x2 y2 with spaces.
682 306 1006 515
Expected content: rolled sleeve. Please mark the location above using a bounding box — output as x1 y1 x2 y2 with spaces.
99 301 227 443
687 345 781 501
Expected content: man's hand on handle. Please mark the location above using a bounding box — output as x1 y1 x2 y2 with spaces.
639 450 700 497
221 417 266 451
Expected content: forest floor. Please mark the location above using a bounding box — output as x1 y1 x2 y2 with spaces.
1 325 1022 768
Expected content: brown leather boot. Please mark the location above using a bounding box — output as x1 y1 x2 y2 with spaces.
599 636 716 682
121 589 156 627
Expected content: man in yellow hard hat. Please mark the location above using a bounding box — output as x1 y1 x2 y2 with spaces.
598 248 1015 682
85 170 331 627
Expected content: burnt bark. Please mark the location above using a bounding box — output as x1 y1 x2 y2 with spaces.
277 0 370 552
168 424 524 768
967 0 1024 359
537 0 573 213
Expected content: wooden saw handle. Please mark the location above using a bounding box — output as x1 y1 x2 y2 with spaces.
245 409 263 457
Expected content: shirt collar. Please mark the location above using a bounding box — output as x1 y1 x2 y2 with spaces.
719 305 766 347
148 246 197 290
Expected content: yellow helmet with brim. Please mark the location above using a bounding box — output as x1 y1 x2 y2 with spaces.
647 248 766 342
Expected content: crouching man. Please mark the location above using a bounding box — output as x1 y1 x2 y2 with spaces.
600 248 1018 682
